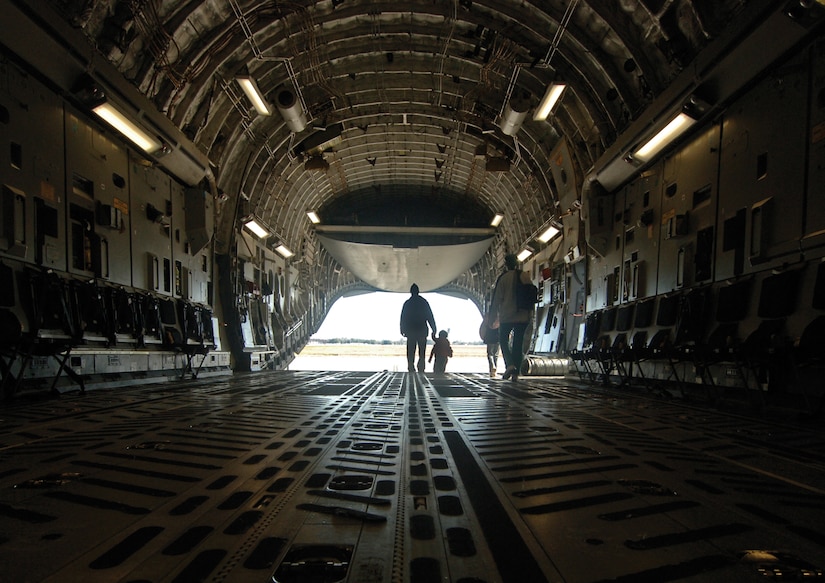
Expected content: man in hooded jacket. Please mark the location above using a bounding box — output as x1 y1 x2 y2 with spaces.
489 254 533 381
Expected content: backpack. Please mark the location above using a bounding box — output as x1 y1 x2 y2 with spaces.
515 271 539 310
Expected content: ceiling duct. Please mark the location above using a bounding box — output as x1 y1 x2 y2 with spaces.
499 97 530 136
276 88 308 133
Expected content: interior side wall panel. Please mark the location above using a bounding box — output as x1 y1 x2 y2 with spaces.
170 181 186 299
238 238 272 351
717 52 809 279
129 156 173 295
565 260 587 352
805 39 825 256
0 61 65 270
533 255 568 354
549 140 581 219
64 105 130 283
587 187 625 312
658 124 722 292
622 168 661 302
270 260 288 351
583 189 614 259
183 186 213 305
170 181 212 304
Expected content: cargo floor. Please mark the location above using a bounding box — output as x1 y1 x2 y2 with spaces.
1 371 824 582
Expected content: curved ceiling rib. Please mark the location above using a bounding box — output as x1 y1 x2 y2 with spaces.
46 0 749 291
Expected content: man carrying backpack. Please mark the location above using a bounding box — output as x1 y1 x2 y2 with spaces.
490 254 535 382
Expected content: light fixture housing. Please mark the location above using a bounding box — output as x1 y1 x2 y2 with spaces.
490 213 504 227
237 75 271 116
537 224 561 243
304 155 330 171
306 211 321 224
517 248 534 262
275 244 294 259
92 102 161 153
631 111 696 163
243 218 270 239
533 83 566 121
485 157 510 172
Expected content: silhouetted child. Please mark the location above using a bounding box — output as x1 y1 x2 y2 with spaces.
429 330 453 373
480 312 500 377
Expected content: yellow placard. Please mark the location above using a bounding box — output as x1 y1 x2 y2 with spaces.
113 197 129 215
40 181 56 202
812 121 825 144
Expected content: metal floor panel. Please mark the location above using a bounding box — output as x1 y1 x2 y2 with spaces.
1 372 824 582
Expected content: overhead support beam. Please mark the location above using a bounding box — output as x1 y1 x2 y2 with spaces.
316 226 496 236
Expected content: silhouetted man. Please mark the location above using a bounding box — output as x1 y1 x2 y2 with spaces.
490 253 532 382
400 283 437 372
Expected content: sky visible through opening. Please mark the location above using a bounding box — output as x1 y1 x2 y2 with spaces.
311 291 484 343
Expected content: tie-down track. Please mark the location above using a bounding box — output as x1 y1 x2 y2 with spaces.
1 372 824 582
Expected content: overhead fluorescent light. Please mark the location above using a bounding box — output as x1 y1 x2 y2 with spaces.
306 210 321 224
243 218 270 238
490 213 504 227
237 76 271 116
92 102 161 153
632 112 695 163
533 83 566 121
517 248 533 262
275 244 294 258
538 224 561 243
